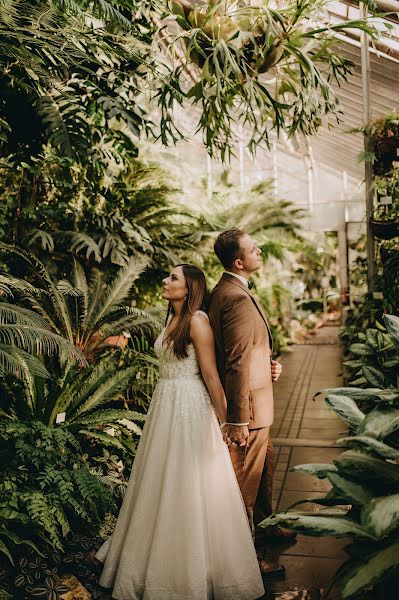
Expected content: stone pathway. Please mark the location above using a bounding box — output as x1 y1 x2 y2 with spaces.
257 325 347 599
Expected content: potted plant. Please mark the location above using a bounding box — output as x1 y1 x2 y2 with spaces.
370 168 399 240
368 113 399 174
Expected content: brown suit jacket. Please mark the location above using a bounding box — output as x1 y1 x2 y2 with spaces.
207 273 274 429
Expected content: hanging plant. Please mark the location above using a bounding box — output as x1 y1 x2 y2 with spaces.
355 112 399 174
159 0 380 160
370 167 399 240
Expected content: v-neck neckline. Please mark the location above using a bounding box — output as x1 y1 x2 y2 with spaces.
162 317 178 345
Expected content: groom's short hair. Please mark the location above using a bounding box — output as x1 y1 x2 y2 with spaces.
214 229 245 269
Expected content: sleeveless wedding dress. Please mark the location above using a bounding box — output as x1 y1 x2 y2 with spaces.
96 311 264 600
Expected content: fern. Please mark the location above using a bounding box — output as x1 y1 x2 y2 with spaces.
20 491 63 550
0 420 113 555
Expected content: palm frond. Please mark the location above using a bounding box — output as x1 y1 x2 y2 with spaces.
85 256 149 339
96 306 161 340
48 354 118 422
0 244 75 340
0 324 85 364
0 274 40 297
70 366 138 419
26 230 55 253
69 408 145 427
0 303 51 329
54 231 102 262
78 429 124 449
57 281 84 297
0 345 50 380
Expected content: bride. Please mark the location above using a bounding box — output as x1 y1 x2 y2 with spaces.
96 264 264 600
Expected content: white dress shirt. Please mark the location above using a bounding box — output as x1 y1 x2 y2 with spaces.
224 271 249 288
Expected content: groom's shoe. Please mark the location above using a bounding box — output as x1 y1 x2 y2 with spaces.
258 558 285 578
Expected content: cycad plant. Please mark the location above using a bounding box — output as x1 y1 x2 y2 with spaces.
0 245 160 450
0 243 159 358
193 178 307 287
0 302 84 382
260 315 399 599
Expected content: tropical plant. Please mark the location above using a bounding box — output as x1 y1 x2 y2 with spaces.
0 529 115 600
0 244 159 357
2 348 152 448
260 313 399 599
0 154 201 279
0 246 159 450
342 325 398 389
0 420 114 564
161 0 380 159
356 111 399 173
0 302 84 381
0 0 155 160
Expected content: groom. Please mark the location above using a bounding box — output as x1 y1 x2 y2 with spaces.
208 229 288 577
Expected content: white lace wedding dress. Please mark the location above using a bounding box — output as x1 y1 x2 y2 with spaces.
96 311 264 600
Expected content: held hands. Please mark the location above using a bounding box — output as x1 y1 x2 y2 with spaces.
221 424 249 448
271 360 282 382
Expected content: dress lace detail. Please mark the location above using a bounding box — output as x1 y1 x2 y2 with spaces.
96 311 264 600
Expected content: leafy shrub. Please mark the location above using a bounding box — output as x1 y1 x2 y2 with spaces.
260 315 399 599
0 420 114 564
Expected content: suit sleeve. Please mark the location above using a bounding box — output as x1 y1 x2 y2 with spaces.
222 294 254 424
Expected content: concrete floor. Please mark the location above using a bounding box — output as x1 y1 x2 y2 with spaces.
257 324 347 600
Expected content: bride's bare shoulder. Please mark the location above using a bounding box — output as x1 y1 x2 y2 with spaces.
190 310 212 342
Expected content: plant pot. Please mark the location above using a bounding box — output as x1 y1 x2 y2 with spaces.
372 135 399 174
370 217 399 240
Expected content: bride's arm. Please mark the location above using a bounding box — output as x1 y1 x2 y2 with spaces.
190 314 227 425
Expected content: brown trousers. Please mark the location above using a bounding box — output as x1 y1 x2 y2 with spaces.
229 427 274 534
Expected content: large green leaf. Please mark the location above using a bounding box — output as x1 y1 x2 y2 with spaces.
384 314 399 351
320 388 399 405
327 472 374 507
349 343 375 356
335 450 399 488
290 463 338 479
341 537 399 598
362 493 399 538
357 405 399 439
259 512 374 539
70 408 145 427
325 395 365 429
362 366 386 388
338 436 399 461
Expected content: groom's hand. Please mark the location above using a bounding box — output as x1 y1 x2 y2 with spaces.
271 360 282 382
223 424 249 447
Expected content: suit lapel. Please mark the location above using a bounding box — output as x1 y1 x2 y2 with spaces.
219 274 273 351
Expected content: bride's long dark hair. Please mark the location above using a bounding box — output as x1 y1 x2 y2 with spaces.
164 264 208 359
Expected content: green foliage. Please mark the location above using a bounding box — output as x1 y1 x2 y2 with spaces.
0 245 160 357
260 313 399 598
0 420 113 562
0 248 158 456
0 302 85 380
163 0 381 160
0 529 117 598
